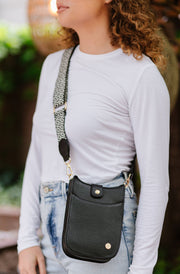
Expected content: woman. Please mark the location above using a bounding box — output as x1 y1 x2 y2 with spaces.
17 0 170 273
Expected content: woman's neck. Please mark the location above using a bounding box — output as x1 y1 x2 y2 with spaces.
78 39 120 55
73 12 119 55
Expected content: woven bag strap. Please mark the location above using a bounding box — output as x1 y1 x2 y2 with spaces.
53 46 77 165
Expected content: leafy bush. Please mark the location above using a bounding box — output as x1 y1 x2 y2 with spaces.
0 170 23 206
0 23 44 171
154 249 180 273
0 23 43 112
0 23 32 59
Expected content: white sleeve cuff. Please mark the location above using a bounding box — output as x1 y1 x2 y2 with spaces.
17 238 40 254
128 265 153 274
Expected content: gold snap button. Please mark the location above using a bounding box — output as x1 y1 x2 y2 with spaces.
95 189 100 195
44 187 49 194
105 243 111 249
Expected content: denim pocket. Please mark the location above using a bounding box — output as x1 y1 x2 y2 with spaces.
40 182 63 199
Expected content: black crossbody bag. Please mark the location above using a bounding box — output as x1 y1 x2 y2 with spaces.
53 46 133 263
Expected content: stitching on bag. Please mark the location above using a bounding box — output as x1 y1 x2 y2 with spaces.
71 192 124 206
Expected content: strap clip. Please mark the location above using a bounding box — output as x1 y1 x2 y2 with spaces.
123 173 132 188
53 102 67 113
65 158 73 179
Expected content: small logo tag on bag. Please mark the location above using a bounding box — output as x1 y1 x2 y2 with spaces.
90 185 103 198
105 243 111 249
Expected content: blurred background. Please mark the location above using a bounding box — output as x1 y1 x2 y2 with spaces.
0 0 179 273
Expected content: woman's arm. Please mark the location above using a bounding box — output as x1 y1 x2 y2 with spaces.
17 55 49 253
128 64 170 274
17 123 42 253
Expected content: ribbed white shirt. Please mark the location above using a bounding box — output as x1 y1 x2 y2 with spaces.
17 45 170 274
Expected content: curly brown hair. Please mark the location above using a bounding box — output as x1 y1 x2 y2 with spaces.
58 0 166 70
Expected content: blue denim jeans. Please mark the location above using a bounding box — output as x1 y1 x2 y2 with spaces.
39 172 138 274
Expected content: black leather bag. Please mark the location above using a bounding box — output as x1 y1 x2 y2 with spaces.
62 175 125 263
53 46 133 263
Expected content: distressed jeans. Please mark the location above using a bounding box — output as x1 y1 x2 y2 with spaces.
39 172 138 274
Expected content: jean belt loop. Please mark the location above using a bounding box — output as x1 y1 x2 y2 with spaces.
128 182 134 198
62 181 65 196
122 170 128 181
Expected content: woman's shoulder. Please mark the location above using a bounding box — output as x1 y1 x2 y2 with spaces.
47 48 65 59
111 48 158 85
113 50 159 92
43 48 66 71
117 51 169 104
121 50 155 71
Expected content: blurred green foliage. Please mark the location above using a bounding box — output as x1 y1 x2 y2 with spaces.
0 170 23 207
0 23 43 113
0 23 44 171
0 24 32 59
154 249 180 274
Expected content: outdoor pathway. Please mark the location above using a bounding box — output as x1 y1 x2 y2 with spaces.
0 206 20 273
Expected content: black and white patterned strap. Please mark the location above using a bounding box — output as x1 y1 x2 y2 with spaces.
53 45 77 163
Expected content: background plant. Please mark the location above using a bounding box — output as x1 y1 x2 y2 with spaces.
0 23 43 114
0 23 44 172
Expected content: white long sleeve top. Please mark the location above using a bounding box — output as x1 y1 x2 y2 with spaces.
17 44 170 274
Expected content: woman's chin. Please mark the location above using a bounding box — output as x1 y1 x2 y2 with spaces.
57 17 73 29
